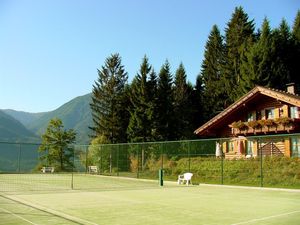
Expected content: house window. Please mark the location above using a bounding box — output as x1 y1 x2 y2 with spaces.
290 107 299 119
247 141 253 156
291 137 300 157
266 108 275 119
227 141 234 152
279 107 284 118
256 110 262 120
247 113 254 122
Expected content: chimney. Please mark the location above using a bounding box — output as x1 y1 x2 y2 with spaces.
286 83 296 94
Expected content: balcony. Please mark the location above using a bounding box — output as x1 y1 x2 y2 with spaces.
230 118 300 135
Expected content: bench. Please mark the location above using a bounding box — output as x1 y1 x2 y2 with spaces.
177 172 193 186
88 166 98 174
41 167 54 173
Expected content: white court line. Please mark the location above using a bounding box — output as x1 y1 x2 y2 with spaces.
6 195 99 225
199 183 300 193
231 210 300 225
0 207 39 225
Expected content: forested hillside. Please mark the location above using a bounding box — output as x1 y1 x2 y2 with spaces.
0 111 39 142
2 109 46 126
3 94 92 144
28 93 92 144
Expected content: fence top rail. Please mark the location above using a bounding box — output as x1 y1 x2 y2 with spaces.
2 133 300 147
0 141 42 145
72 132 300 148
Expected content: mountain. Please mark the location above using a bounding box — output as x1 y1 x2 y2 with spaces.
2 93 93 144
2 109 46 126
0 110 39 142
27 93 93 144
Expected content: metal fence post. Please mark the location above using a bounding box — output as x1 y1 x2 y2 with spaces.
161 143 164 170
100 146 102 175
71 146 75 190
110 147 112 175
18 143 21 173
160 143 164 185
85 146 88 174
221 150 224 185
137 145 140 179
117 145 120 176
259 138 263 187
188 141 191 172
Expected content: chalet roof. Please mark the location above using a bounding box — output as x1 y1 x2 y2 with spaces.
194 86 300 136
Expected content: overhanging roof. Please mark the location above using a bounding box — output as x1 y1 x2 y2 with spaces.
194 86 300 136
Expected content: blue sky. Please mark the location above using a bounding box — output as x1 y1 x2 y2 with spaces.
0 0 298 112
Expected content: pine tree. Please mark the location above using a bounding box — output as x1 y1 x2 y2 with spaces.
156 60 175 141
127 56 156 142
90 53 128 143
223 6 255 102
201 25 226 120
173 63 193 139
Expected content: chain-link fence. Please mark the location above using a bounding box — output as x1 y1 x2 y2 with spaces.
1 134 300 192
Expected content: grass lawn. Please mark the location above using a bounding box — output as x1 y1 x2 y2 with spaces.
1 183 299 225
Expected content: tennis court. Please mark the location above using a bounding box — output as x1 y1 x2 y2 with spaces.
0 174 299 225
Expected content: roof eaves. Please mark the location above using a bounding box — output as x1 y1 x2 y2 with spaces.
194 86 260 135
257 86 300 107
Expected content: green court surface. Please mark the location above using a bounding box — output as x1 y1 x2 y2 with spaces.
1 181 299 225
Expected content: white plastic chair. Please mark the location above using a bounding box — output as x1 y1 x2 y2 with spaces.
177 172 193 186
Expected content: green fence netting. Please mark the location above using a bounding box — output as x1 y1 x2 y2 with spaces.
1 134 300 192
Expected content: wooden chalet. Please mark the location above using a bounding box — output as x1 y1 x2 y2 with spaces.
194 84 300 159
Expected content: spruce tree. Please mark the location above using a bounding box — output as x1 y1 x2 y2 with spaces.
223 6 255 102
190 75 205 131
293 10 300 41
240 18 273 91
291 11 300 87
156 60 175 141
147 69 159 139
90 53 128 143
127 56 156 142
173 63 193 139
201 25 226 120
270 19 292 89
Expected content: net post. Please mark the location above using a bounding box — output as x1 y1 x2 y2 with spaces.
159 169 163 186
